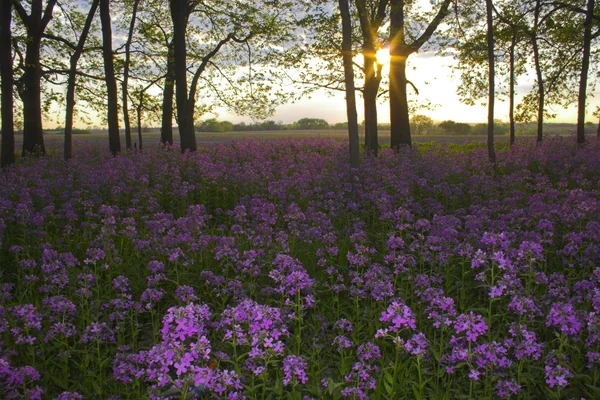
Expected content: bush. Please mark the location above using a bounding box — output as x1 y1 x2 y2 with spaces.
293 118 329 130
438 120 472 135
411 115 434 135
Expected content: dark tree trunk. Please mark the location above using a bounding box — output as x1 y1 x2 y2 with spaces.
389 53 411 150
64 0 99 160
100 0 121 155
170 0 196 152
509 33 516 146
122 0 140 150
338 0 360 168
486 0 496 163
21 37 45 155
577 0 594 144
363 53 380 155
1 0 15 167
532 0 544 143
161 39 175 146
136 103 143 151
356 0 385 155
14 0 58 156
532 38 544 143
389 0 450 151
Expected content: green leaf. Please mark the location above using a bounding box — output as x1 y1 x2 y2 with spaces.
384 369 395 385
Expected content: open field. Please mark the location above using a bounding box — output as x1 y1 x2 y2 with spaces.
16 126 597 153
1 137 599 399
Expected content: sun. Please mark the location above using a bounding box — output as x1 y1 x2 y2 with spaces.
376 48 391 65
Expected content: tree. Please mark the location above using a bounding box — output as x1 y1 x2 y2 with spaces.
573 0 598 143
1 0 15 167
63 0 100 160
12 0 58 155
295 118 330 130
169 0 196 152
356 0 388 155
161 39 175 145
486 0 496 163
389 0 452 150
339 0 360 167
410 114 433 135
121 0 142 150
455 1 528 147
100 0 121 155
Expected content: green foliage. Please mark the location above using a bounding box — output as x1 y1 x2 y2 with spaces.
293 118 330 130
438 120 472 135
196 118 234 132
411 115 434 135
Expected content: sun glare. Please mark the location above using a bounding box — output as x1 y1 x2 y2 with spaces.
376 48 391 65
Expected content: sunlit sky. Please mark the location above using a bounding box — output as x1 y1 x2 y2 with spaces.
56 48 599 129
213 49 599 126
44 0 598 129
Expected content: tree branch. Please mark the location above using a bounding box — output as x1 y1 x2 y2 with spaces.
411 0 452 51
41 0 58 30
12 1 30 26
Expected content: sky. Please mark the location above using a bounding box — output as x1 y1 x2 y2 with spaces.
216 50 600 126
56 49 599 129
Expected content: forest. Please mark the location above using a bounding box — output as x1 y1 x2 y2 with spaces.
1 1 600 399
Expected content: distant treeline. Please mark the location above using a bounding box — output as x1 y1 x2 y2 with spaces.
41 117 598 136
195 116 599 136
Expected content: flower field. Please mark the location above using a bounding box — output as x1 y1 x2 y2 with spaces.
1 137 599 399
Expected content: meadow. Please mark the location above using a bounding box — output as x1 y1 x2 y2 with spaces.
0 136 599 399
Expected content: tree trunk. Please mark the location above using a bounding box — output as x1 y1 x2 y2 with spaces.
1 0 15 168
389 0 450 151
577 0 594 144
21 36 45 155
532 0 544 143
338 0 360 168
356 0 383 155
12 0 58 156
100 0 121 155
389 0 411 150
137 103 143 151
170 0 196 152
486 0 496 163
161 39 175 146
509 33 516 146
389 53 411 150
532 38 544 144
122 0 140 150
363 53 379 155
64 0 99 160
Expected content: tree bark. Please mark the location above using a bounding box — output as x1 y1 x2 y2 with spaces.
532 0 544 143
21 37 45 155
170 0 196 152
100 0 121 155
338 0 360 168
122 0 140 150
486 0 496 163
509 32 516 146
161 39 175 146
363 53 380 155
389 0 451 151
136 100 143 151
13 0 58 156
1 0 15 167
389 53 411 150
356 0 386 155
64 0 99 160
577 0 594 144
